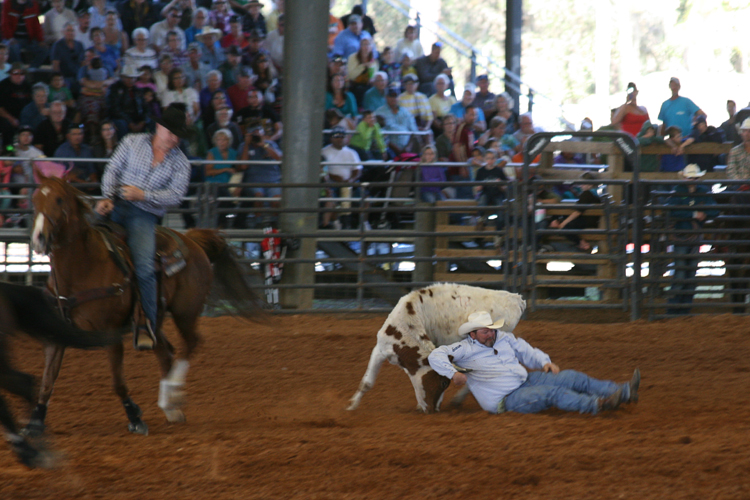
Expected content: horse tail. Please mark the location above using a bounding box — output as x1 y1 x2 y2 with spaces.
0 283 123 349
185 229 269 321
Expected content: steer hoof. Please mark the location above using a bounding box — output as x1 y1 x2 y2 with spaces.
128 420 149 436
163 408 185 423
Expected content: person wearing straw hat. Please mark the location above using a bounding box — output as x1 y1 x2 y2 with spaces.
664 164 719 315
428 310 640 415
94 103 192 350
195 25 225 69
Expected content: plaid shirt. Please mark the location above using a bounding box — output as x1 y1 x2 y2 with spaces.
727 144 750 181
102 134 191 217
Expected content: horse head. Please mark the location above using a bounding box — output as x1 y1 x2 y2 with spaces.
31 172 92 255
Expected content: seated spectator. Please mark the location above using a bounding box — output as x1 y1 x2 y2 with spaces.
375 87 418 157
265 0 283 32
636 120 664 173
428 73 457 136
323 108 354 143
0 63 32 146
54 123 97 187
51 22 85 92
399 49 417 86
118 0 159 38
182 42 210 90
155 54 174 94
142 88 162 131
349 109 386 161
478 116 519 156
35 101 69 156
513 112 543 151
162 30 189 68
0 44 9 81
161 0 195 31
234 89 281 141
394 25 423 64
135 64 158 93
209 0 232 34
91 27 120 73
89 0 121 30
327 53 345 79
13 125 43 182
341 4 376 37
74 11 93 50
418 143 448 204
474 148 508 229
252 54 278 103
161 67 200 123
43 0 77 45
103 9 128 53
661 126 687 172
78 51 115 138
219 45 243 87
199 69 228 115
363 71 387 114
221 14 248 49
320 126 362 229
203 88 230 131
185 7 208 44
548 172 602 252
205 127 238 227
720 100 740 146
378 46 401 90
414 42 450 96
124 27 158 70
327 10 343 53
234 124 282 228
91 120 119 179
333 14 375 61
150 6 187 51
472 75 496 116
452 106 477 163
242 28 271 68
2 0 48 68
685 115 725 172
325 73 357 120
206 105 241 148
398 74 433 134
20 82 50 131
106 64 147 137
226 66 255 110
486 92 519 134
554 150 584 165
347 37 378 107
263 13 283 74
450 85 487 133
435 113 456 161
241 0 266 35
196 25 225 68
47 72 75 110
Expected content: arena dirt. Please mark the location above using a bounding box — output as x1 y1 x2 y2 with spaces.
2 313 750 499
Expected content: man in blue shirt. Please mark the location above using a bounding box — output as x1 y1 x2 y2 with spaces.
375 87 417 155
658 77 705 135
332 14 376 60
54 123 96 186
450 84 487 133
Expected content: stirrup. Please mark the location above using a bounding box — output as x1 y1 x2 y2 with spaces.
134 320 157 351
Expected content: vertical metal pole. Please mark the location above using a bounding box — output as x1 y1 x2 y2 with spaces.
527 89 534 113
505 0 522 115
415 12 421 37
279 0 329 310
414 203 435 285
470 50 477 83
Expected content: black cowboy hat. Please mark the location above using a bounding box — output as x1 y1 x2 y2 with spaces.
156 103 192 139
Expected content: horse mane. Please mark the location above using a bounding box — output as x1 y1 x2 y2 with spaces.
47 176 95 220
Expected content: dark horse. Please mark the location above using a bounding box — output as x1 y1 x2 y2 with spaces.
29 174 265 436
0 282 122 467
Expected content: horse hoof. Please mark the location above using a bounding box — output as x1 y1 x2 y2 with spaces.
128 420 149 436
163 408 185 424
13 440 57 469
21 420 45 438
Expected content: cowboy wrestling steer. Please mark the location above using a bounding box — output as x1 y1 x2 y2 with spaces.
348 283 525 413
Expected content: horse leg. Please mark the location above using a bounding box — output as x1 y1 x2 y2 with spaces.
24 344 65 437
108 342 148 436
156 312 198 424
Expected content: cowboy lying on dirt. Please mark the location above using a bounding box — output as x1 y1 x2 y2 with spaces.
428 311 640 415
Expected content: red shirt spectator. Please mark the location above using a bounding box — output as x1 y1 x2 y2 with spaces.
1 0 44 43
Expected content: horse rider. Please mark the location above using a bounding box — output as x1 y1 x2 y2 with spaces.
95 103 192 350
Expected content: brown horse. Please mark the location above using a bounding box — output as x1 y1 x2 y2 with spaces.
28 174 265 436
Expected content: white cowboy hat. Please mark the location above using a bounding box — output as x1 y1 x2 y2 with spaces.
458 311 505 336
740 118 750 131
120 63 143 78
680 163 705 178
195 26 222 39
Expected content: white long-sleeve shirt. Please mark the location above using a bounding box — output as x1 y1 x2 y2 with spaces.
428 331 551 413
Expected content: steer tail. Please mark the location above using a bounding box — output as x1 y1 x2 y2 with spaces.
0 285 123 349
186 229 269 322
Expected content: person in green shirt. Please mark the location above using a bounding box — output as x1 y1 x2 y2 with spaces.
349 110 387 160
636 120 665 172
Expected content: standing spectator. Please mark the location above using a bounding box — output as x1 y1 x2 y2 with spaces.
332 14 374 61
182 42 210 90
398 74 432 134
205 127 237 227
160 0 195 31
43 0 77 44
2 0 48 68
124 27 158 70
20 82 49 131
418 143 447 203
234 88 281 140
196 25 224 68
119 0 159 40
363 71 387 114
226 65 254 111
218 45 243 86
346 37 378 107
102 9 128 53
720 100 740 145
241 0 265 35
451 85 487 133
378 46 401 89
428 73 456 136
340 4 375 37
34 101 69 156
234 124 282 228
684 115 725 172
349 109 386 161
374 87 417 156
394 25 423 64
611 82 649 137
150 6 186 51
658 77 705 135
91 27 119 72
221 15 247 49
413 42 450 96
184 7 208 44
51 22 85 92
161 30 188 68
325 73 357 121
74 10 93 49
106 64 147 137
54 123 97 185
161 67 200 123
263 13 283 74
0 63 32 146
209 0 232 34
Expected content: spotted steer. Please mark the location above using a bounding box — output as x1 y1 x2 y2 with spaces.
348 283 526 413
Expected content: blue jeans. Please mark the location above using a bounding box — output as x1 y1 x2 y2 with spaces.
504 370 626 415
667 243 699 315
111 201 159 327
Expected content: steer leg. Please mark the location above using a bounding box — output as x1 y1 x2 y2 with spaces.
347 346 387 411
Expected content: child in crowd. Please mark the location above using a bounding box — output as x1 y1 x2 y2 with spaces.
661 126 687 172
418 143 448 203
349 109 386 161
549 172 602 252
48 73 75 111
474 148 508 230
135 65 158 93
142 88 162 132
379 46 401 90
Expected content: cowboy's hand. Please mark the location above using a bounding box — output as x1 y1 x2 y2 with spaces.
452 372 467 386
120 185 145 201
543 363 560 374
95 199 114 215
